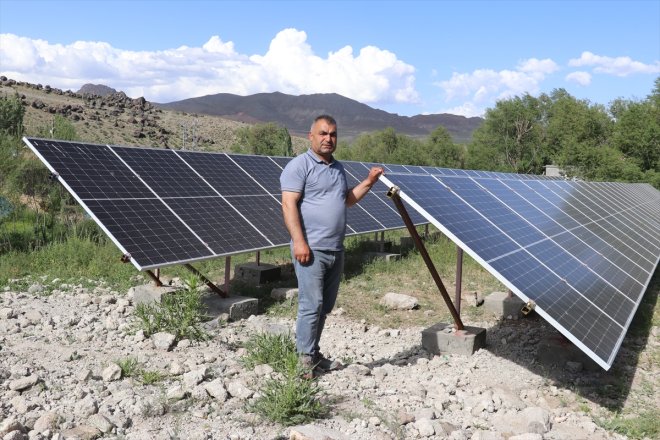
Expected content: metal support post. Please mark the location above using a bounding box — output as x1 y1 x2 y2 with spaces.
224 257 232 295
455 246 463 315
387 186 464 330
145 270 163 287
256 251 261 266
184 263 226 297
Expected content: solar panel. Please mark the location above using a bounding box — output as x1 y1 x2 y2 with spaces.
22 138 426 271
380 172 660 370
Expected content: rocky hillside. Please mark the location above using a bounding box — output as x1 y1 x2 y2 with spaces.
0 77 308 153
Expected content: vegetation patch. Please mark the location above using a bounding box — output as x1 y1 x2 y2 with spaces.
133 276 210 341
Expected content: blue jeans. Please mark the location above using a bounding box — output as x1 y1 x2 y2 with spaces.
292 248 344 356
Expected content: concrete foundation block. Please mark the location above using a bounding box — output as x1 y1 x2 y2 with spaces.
363 251 401 263
201 292 259 322
234 262 281 285
422 322 487 356
483 291 525 318
535 332 600 372
130 284 179 306
399 236 415 252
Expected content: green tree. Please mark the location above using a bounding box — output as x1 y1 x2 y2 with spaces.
37 115 78 141
0 93 25 136
426 125 464 168
609 81 659 172
233 123 293 156
467 93 545 173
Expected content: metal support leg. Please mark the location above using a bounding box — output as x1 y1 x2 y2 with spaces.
387 186 464 330
256 251 261 266
455 246 463 315
145 270 163 287
184 264 226 297
224 257 231 296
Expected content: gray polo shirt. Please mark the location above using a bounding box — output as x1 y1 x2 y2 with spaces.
280 149 348 251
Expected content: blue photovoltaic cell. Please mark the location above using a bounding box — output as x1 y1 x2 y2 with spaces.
164 196 272 254
224 195 291 245
84 198 212 266
178 151 268 196
230 154 283 194
27 139 153 199
381 171 660 370
113 147 217 198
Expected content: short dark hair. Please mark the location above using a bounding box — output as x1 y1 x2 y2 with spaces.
311 114 337 131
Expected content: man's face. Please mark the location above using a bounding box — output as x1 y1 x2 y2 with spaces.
309 119 337 161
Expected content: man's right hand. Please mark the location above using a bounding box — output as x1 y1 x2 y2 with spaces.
292 240 312 264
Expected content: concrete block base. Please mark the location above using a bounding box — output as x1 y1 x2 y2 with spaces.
422 322 487 356
363 251 401 263
535 332 600 372
399 236 415 252
130 284 179 306
234 262 281 285
483 291 525 318
201 292 259 322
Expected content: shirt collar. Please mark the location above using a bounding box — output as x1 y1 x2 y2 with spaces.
306 148 335 165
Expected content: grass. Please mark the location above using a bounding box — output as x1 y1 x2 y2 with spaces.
116 357 140 378
242 332 328 426
240 332 297 372
133 276 210 341
597 410 660 440
0 235 137 291
115 357 166 385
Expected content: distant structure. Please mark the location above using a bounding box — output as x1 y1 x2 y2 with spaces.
544 164 563 177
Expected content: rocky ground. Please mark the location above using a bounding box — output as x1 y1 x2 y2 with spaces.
0 277 657 440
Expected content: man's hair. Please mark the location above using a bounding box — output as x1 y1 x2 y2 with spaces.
311 114 337 131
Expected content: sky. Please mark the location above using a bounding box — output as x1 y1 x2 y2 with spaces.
0 0 659 118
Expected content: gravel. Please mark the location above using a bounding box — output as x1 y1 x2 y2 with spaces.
0 278 654 440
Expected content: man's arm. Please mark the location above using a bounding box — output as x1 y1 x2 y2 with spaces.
281 190 311 264
346 166 384 207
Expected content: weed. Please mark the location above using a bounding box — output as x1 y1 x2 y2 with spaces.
247 355 328 426
133 275 209 341
116 357 140 378
140 370 166 385
598 410 660 439
240 332 297 373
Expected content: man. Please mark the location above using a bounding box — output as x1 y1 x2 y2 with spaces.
280 114 383 377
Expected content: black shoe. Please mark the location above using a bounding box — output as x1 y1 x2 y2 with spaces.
314 353 343 372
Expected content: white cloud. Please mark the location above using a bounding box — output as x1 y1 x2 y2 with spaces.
0 29 418 106
568 51 660 76
565 71 592 86
434 58 559 116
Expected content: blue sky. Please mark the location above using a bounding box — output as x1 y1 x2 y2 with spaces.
1 0 658 117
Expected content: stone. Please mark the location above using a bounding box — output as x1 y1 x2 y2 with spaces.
101 364 122 382
33 412 59 433
9 375 39 391
381 292 419 310
289 424 350 440
87 414 114 434
60 425 101 440
152 332 176 351
204 379 228 402
270 287 298 301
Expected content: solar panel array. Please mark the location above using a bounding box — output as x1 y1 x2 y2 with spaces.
380 172 660 370
22 137 430 270
23 137 659 369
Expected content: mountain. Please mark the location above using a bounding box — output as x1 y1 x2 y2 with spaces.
77 83 117 96
157 92 482 143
